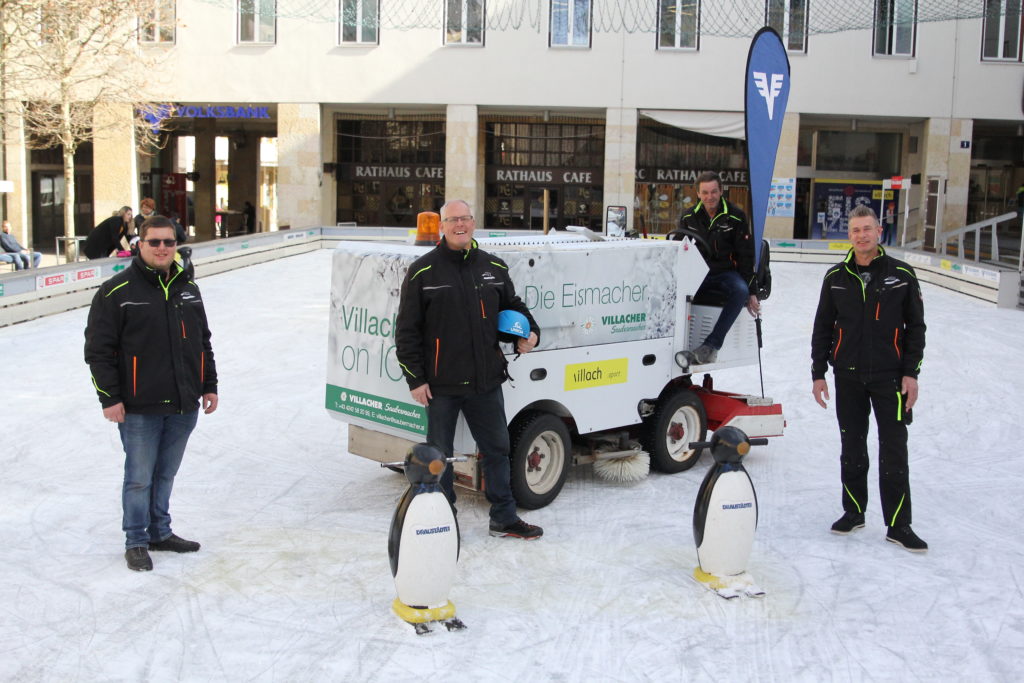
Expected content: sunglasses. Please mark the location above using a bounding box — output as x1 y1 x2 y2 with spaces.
144 239 177 248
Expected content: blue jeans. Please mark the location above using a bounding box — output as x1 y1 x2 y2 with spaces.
696 269 750 349
0 251 40 269
118 411 199 549
426 385 518 525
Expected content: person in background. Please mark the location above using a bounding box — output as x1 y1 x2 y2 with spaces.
243 201 256 234
1 219 42 269
84 206 135 259
84 216 218 571
134 198 156 231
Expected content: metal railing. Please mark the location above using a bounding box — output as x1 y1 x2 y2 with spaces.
940 211 1021 269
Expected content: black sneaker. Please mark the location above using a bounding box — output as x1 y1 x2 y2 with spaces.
125 547 153 572
149 533 201 553
830 512 866 535
489 518 543 540
886 525 928 553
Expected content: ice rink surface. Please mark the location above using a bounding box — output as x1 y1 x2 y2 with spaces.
2 249 1022 682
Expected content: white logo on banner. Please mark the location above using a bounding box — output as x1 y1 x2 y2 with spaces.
753 72 785 120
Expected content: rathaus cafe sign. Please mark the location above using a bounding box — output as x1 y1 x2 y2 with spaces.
635 168 748 184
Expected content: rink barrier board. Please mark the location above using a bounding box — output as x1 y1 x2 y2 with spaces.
0 229 1018 327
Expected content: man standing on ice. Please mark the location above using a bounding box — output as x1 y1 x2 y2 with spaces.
396 199 543 540
811 205 927 552
85 216 218 571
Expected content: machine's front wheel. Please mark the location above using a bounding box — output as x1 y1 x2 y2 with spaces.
509 412 571 509
642 388 707 473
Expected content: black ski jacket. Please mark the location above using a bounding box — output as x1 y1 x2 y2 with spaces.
811 248 925 382
669 199 757 295
396 238 539 396
84 215 133 260
84 256 217 414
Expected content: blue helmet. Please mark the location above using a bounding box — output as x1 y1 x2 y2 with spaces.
497 309 530 343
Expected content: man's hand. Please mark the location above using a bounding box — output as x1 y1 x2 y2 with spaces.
410 383 432 406
517 331 539 355
812 379 830 409
747 294 761 317
901 376 919 411
103 402 125 423
203 393 218 414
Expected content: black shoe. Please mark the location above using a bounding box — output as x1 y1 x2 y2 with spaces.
886 525 928 553
830 512 865 535
125 547 153 571
149 533 201 553
489 518 543 540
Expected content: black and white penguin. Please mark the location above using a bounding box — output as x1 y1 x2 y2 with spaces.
691 426 766 598
388 443 462 628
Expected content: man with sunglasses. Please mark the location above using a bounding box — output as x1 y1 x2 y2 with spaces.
85 216 218 571
396 199 543 540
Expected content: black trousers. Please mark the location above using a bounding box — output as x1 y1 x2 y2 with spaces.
834 373 912 526
425 385 518 525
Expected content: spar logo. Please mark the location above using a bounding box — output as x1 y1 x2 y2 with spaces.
339 391 348 402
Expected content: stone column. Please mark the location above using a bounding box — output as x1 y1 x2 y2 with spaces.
922 117 972 246
228 134 260 230
603 107 638 234
193 117 217 241
764 112 799 239
92 103 138 223
445 104 479 211
2 111 30 247
277 103 322 230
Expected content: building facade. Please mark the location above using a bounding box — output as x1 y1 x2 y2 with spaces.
1 0 1021 251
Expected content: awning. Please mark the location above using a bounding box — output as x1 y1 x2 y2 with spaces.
639 110 745 140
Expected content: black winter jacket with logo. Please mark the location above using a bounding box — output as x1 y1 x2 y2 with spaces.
669 199 757 294
811 248 925 382
84 256 217 414
395 238 539 396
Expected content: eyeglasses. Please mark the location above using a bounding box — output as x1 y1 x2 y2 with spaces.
144 239 177 248
442 215 473 225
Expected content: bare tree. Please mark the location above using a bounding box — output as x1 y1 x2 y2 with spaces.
3 0 167 260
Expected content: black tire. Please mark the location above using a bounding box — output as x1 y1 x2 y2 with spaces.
509 411 572 509
642 388 707 473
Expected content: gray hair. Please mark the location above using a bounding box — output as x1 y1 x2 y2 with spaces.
439 199 470 219
849 205 879 224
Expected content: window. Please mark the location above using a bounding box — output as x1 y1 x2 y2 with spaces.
983 0 1023 60
140 0 176 44
339 0 378 44
239 0 275 44
445 0 484 45
657 0 699 50
550 0 591 47
874 0 916 56
766 0 807 52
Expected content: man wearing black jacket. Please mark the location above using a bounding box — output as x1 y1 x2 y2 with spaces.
85 216 218 571
812 205 927 552
396 199 543 540
669 171 760 365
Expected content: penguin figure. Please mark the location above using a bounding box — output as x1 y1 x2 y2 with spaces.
691 426 766 598
388 443 464 631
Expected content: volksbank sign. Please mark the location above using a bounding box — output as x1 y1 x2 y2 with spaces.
173 104 272 120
